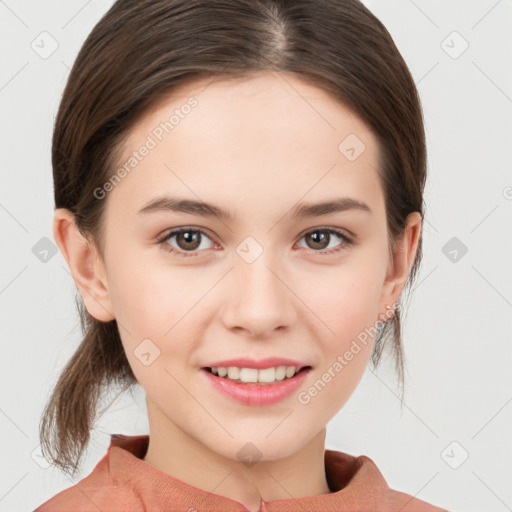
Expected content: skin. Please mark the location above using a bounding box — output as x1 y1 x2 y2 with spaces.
54 71 421 512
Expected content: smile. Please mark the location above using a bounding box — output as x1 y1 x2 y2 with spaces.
201 366 312 406
206 365 306 384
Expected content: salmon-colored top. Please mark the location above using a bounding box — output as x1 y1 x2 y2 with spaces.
34 434 448 512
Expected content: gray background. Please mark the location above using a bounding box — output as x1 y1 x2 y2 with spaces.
1 1 511 511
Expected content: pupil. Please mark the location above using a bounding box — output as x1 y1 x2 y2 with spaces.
308 231 328 249
179 231 200 250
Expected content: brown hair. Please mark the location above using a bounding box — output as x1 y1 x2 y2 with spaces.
40 0 427 476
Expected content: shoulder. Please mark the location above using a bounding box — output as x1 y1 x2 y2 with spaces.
33 484 138 512
356 454 449 512
325 450 449 512
33 444 142 511
379 483 449 512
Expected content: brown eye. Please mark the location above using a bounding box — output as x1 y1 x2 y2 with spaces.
174 230 202 251
158 227 215 257
299 228 352 254
305 230 330 250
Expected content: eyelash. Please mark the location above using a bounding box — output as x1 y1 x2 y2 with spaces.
156 226 353 258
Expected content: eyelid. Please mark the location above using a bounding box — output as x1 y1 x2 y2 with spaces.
157 225 216 242
157 225 354 257
300 225 354 241
297 226 354 254
156 226 218 252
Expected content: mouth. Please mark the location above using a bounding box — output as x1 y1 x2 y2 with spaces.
201 364 312 406
202 365 312 385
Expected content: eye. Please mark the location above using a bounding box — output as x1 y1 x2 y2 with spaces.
157 227 216 257
296 227 353 255
157 226 353 258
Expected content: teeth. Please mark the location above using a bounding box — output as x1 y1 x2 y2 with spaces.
210 365 301 384
240 368 258 382
227 367 240 380
275 366 286 381
259 367 277 383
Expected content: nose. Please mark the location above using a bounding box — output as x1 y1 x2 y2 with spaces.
220 244 297 338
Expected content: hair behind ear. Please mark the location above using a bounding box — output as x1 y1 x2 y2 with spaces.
39 297 136 476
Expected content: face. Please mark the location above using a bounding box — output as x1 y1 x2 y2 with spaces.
76 71 415 462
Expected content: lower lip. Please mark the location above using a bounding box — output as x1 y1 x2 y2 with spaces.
201 368 311 406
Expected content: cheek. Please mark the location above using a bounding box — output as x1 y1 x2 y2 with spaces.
304 284 379 420
296 261 383 405
302 260 384 339
107 259 206 367
107 252 184 328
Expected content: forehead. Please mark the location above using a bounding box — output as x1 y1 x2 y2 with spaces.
108 71 383 220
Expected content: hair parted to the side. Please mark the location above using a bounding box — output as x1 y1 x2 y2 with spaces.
40 0 427 476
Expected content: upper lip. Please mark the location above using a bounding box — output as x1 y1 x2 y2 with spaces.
202 357 311 370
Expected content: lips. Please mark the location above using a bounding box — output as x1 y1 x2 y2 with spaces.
201 364 312 406
202 357 310 370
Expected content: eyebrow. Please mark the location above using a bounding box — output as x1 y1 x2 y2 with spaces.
137 195 371 220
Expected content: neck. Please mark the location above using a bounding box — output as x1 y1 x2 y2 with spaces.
143 407 331 512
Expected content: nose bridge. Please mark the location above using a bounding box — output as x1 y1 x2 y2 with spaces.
223 235 295 334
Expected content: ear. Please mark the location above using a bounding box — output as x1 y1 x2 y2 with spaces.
53 208 115 322
378 211 422 322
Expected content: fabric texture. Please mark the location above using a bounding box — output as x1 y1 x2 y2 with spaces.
34 434 448 511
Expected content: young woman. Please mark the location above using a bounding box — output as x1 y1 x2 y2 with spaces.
35 0 448 510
